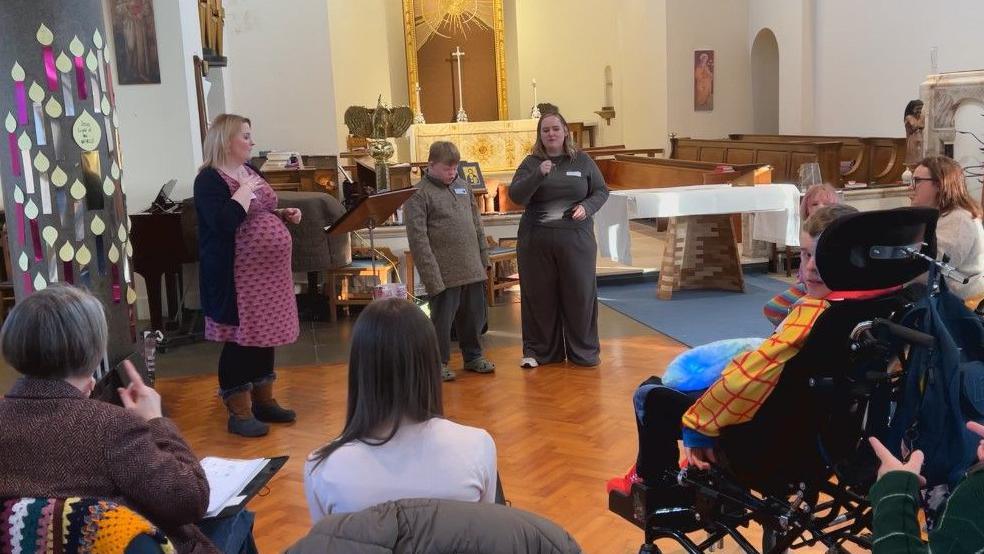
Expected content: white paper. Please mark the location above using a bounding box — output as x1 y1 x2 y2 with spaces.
200 457 269 517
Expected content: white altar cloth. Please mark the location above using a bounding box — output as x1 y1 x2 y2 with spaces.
594 184 801 265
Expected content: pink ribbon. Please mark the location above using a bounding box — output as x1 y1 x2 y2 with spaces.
111 264 121 302
30 220 42 261
7 133 21 176
21 272 32 294
74 55 87 100
14 81 27 124
43 47 58 92
15 203 24 246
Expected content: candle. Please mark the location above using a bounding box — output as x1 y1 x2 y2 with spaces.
51 166 68 227
111 161 124 219
58 241 75 284
532 78 538 105
70 179 85 240
42 226 58 282
44 96 63 160
69 36 88 100
76 244 92 288
13 187 24 246
37 24 58 92
28 81 46 146
118 223 132 283
86 50 101 114
101 96 113 153
18 253 32 294
34 152 52 215
26 200 41 262
91 215 106 275
11 62 27 124
19 131 34 194
5 113 21 176
55 52 75 116
108 243 121 302
93 31 108 101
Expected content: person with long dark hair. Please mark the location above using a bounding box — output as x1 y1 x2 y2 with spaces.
303 298 497 520
508 110 609 368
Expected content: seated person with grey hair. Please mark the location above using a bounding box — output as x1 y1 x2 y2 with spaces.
0 285 223 553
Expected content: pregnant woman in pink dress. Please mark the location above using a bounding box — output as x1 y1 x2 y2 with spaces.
194 114 301 437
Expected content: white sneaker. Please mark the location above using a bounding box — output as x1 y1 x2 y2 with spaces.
520 357 539 369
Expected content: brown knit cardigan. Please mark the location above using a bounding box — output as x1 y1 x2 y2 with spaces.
0 378 218 553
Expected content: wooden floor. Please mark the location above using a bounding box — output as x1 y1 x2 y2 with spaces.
158 336 706 553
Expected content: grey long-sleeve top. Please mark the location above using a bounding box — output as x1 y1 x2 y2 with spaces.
508 151 609 229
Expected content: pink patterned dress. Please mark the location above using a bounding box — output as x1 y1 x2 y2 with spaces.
204 167 300 347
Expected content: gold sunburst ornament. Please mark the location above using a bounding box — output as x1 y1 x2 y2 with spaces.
419 0 492 40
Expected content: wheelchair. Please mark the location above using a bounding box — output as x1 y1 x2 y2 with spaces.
609 207 971 553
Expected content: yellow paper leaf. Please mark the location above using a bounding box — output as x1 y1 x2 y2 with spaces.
33 151 50 172
69 36 84 57
108 244 120 263
70 179 86 200
51 166 67 187
34 274 47 291
44 96 62 118
56 51 72 73
72 110 101 151
24 200 38 219
17 131 31 150
58 241 75 262
28 82 44 103
4 113 15 133
18 252 28 271
76 244 91 265
103 177 115 196
93 30 104 50
42 226 58 246
36 24 54 46
90 215 105 235
10 62 25 81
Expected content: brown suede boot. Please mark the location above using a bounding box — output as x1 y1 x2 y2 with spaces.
224 389 269 437
251 381 296 423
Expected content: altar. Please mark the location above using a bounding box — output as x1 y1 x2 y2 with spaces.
408 119 538 172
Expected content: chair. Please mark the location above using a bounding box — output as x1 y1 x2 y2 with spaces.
609 207 947 553
0 497 173 553
486 237 519 306
324 247 399 322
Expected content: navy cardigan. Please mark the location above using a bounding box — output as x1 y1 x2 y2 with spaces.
194 166 250 325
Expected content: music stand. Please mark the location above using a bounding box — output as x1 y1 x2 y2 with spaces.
325 188 416 273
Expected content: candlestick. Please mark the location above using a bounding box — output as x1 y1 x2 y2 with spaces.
56 52 76 116
37 24 59 92
69 36 88 100
12 62 27 124
413 82 425 124
452 47 468 122
28 81 46 146
530 78 540 119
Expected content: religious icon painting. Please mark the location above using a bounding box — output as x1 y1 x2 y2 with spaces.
457 161 486 193
110 0 161 84
694 49 714 111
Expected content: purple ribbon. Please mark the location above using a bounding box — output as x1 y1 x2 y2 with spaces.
74 56 87 100
21 272 32 294
111 264 121 303
14 81 27 124
15 203 24 246
43 47 58 92
7 133 21 176
30 220 41 262
63 260 73 284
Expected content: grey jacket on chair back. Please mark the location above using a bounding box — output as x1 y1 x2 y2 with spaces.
287 498 582 553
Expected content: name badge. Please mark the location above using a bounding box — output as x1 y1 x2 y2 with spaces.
453 187 468 195
566 171 582 177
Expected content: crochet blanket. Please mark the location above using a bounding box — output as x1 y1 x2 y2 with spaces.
662 337 764 392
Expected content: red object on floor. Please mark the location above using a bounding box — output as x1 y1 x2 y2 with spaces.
606 464 642 495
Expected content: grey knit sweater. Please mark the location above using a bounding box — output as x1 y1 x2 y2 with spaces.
404 173 489 296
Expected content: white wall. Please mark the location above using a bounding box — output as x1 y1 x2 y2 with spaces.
748 0 814 134
750 28 780 133
223 0 338 155
617 0 668 150
103 0 203 212
813 0 984 137
666 0 753 139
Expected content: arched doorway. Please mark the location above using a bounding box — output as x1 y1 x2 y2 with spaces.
751 28 779 134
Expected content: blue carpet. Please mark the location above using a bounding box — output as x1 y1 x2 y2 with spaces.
598 273 789 347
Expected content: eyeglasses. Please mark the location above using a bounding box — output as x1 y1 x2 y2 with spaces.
912 177 937 185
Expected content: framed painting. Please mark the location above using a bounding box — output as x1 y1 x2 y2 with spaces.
458 161 486 192
694 49 714 111
402 0 507 122
111 0 161 84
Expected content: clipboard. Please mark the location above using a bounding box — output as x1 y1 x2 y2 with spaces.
206 455 289 519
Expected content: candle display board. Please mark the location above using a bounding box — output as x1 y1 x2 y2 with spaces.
0 0 141 392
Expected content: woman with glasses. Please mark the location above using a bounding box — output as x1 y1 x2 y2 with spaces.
910 155 984 308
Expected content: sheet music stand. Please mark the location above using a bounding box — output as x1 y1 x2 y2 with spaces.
325 188 416 273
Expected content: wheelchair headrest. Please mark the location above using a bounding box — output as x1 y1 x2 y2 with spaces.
816 207 938 291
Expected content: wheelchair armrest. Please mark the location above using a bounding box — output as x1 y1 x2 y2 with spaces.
871 318 935 348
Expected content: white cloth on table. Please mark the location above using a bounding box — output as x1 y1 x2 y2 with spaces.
593 184 801 265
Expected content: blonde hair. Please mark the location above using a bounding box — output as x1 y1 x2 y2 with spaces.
800 183 840 219
532 112 577 160
802 204 858 237
200 113 251 171
917 155 982 219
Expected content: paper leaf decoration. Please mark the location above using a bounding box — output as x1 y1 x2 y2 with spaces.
24 200 39 219
102 177 115 196
90 215 105 235
93 30 104 50
13 187 23 203
108 244 120 263
51 166 67 187
76 244 91 265
127 286 137 304
18 252 28 271
55 52 71 73
117 223 127 242
18 131 32 150
42 226 58 246
125 241 133 257
28 82 44 103
58 241 75 262
85 51 97 72
44 97 62 118
110 161 120 179
69 36 84 57
11 62 25 81
36 24 54 46
5 113 15 133
34 274 46 291
70 179 86 200
33 151 50 172
100 96 111 115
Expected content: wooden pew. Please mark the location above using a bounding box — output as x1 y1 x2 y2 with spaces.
586 147 665 160
595 155 771 191
670 136 840 187
250 155 338 194
727 134 906 186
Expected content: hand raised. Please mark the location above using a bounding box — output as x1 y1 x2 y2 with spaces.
117 360 163 422
869 436 925 485
539 160 554 176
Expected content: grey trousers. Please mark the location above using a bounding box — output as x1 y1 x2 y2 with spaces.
517 225 601 365
429 280 487 365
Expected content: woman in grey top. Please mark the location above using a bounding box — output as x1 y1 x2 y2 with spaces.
508 111 609 368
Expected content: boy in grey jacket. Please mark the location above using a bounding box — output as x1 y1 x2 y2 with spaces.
404 141 495 381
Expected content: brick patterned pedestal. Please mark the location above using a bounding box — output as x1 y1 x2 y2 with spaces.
657 214 745 300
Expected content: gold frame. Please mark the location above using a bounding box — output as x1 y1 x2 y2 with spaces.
402 0 508 121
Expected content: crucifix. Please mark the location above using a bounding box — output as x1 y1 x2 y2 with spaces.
452 46 468 122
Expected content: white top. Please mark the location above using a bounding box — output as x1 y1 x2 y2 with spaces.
303 418 498 522
936 208 984 300
593 184 801 264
